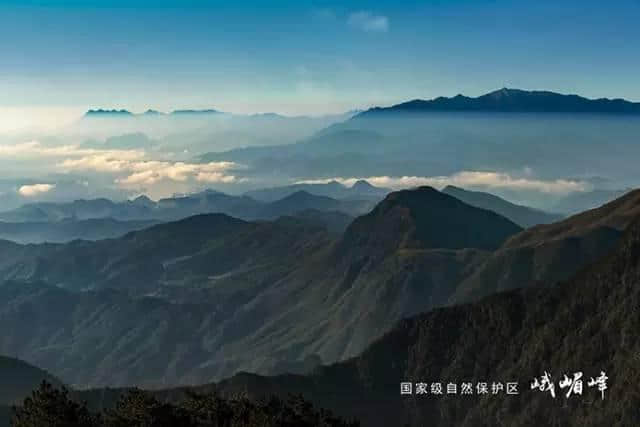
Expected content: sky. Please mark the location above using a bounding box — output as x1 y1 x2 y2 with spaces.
1 0 640 126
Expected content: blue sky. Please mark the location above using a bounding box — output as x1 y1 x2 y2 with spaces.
1 0 640 116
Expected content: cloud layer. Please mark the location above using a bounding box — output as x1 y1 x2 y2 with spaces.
18 183 56 197
1 141 244 196
297 171 588 195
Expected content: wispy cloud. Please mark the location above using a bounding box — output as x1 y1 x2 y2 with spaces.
0 141 144 161
297 171 589 195
348 11 389 33
109 160 242 187
18 183 56 197
0 141 244 192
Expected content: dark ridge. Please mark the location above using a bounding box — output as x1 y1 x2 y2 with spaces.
84 109 133 117
340 186 522 256
358 88 640 116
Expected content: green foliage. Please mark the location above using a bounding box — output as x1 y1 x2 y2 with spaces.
11 382 97 427
12 383 359 427
103 389 190 427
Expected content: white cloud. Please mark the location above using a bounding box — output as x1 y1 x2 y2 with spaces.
108 160 242 188
0 140 244 196
348 11 389 33
297 171 589 195
18 183 56 197
0 141 144 160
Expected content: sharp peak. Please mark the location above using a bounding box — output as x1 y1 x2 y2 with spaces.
351 179 375 187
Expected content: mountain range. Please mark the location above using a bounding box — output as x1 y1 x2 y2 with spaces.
3 190 639 425
1 186 636 390
202 203 640 426
195 89 640 206
0 182 566 245
245 180 390 203
0 187 521 387
0 218 159 244
441 185 562 227
0 188 377 243
357 88 640 116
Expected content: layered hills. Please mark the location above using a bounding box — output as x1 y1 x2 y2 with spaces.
0 187 637 392
0 189 376 243
0 187 519 387
205 206 640 427
442 185 562 228
453 189 640 302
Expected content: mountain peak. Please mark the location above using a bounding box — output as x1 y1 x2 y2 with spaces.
131 195 155 207
357 88 640 116
340 186 522 257
351 179 375 190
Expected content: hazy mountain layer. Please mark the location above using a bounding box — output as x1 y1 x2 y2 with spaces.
0 187 636 391
198 112 640 208
442 185 562 228
0 189 376 241
244 180 390 202
0 218 158 244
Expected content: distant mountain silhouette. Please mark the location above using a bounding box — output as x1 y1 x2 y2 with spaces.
442 185 562 227
245 180 390 203
0 218 158 244
83 108 221 118
84 109 133 117
0 189 374 241
358 88 640 116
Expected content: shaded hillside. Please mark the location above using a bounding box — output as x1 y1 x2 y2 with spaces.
505 189 640 248
1 189 636 391
203 213 640 427
0 356 61 405
289 209 354 234
0 213 330 295
0 190 372 238
0 218 158 244
357 88 640 116
0 188 520 388
442 185 562 228
339 187 522 256
451 189 640 303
